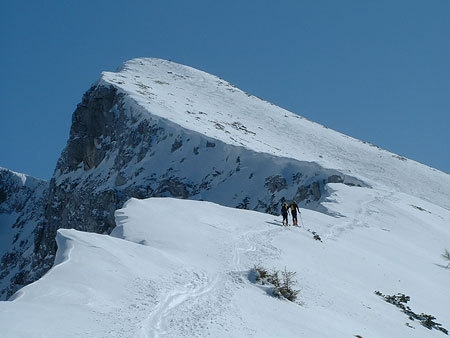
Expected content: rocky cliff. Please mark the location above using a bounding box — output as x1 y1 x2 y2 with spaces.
0 168 48 299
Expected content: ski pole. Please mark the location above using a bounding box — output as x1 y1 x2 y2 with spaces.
299 212 305 228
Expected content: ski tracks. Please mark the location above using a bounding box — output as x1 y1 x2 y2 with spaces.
233 227 282 271
138 270 223 338
136 224 281 337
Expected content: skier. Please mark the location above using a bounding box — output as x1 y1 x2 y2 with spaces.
290 201 300 226
281 202 289 226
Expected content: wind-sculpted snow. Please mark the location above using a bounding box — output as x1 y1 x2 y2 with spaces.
1 195 449 337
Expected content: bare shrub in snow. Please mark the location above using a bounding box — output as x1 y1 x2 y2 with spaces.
278 267 300 301
375 291 448 335
252 265 300 302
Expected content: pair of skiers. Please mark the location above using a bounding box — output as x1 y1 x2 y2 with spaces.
281 201 300 226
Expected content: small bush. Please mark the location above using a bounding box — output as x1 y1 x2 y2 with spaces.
267 270 281 288
278 267 300 301
252 265 300 302
254 265 270 282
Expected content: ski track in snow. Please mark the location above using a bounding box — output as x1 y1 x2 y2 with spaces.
134 225 282 337
139 270 221 338
233 228 281 270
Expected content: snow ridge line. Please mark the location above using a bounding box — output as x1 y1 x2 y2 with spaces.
53 230 76 267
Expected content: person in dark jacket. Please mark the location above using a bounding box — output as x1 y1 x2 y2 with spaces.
290 201 300 226
281 202 289 226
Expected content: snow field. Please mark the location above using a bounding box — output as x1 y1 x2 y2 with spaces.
1 184 448 337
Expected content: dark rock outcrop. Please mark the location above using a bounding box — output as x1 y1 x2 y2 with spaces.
0 169 48 300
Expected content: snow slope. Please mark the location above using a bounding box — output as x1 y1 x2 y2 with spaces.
1 192 448 337
100 58 450 209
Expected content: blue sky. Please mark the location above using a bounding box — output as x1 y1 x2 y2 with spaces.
1 0 449 179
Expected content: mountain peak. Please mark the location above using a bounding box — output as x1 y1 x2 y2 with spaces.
99 58 449 209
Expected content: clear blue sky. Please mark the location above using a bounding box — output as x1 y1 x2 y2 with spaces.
1 0 449 179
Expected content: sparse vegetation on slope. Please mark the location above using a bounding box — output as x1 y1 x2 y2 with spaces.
252 265 300 302
375 291 448 335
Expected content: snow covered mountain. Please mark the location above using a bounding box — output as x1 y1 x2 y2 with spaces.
0 58 449 336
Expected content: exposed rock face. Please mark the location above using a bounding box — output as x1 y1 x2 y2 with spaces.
0 169 48 300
